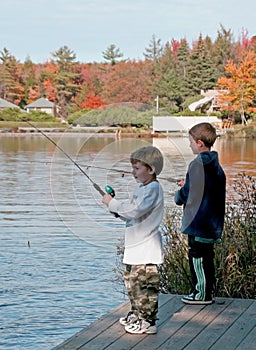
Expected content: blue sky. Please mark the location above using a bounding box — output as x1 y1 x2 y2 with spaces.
1 0 255 63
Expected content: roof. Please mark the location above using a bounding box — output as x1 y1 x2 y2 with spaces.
0 98 20 109
25 97 55 108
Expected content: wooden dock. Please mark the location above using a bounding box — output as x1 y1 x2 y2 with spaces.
52 294 256 350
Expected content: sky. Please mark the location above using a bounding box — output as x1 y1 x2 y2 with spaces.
0 0 255 64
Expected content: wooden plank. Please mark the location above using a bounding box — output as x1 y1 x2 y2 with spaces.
106 294 184 350
132 299 205 350
159 299 254 350
154 299 229 349
52 301 130 350
78 294 177 350
209 299 256 350
77 318 128 350
235 326 256 350
180 298 234 349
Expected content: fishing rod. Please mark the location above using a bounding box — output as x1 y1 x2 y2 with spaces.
23 119 115 197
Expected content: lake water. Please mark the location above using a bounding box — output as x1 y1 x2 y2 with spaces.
0 133 255 350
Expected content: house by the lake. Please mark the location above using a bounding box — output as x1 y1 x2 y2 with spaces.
25 97 59 116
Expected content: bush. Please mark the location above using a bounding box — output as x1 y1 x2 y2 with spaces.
0 108 57 122
215 173 256 298
161 173 256 299
0 108 25 121
70 106 155 128
159 208 191 294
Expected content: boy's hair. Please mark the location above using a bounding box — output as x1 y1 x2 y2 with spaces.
189 122 217 148
130 146 164 175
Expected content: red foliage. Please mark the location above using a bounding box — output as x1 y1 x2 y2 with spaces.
79 95 105 109
171 39 180 55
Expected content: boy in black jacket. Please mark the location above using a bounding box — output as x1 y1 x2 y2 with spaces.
175 122 226 304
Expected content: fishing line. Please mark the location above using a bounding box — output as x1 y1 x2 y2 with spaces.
24 119 106 196
20 160 178 183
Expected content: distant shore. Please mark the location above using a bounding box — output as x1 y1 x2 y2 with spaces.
0 121 255 138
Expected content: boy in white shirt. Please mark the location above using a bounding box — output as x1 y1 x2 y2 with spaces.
102 146 164 334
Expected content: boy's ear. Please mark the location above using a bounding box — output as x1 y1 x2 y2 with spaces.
197 139 205 148
149 166 156 175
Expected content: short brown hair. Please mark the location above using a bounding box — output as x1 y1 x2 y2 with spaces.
130 146 164 175
189 122 217 148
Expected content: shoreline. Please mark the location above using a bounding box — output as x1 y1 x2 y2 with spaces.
0 123 255 138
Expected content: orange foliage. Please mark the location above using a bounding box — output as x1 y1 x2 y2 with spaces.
217 51 256 113
102 60 154 105
79 95 105 109
38 62 57 102
43 79 56 101
27 86 41 103
42 61 58 75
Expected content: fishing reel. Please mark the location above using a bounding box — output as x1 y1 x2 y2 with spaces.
105 185 115 197
105 185 119 218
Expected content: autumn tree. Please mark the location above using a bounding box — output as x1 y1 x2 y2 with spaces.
102 44 124 65
73 63 105 110
217 50 256 124
39 61 58 102
102 60 153 105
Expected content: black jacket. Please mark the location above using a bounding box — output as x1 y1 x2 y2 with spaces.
175 151 226 239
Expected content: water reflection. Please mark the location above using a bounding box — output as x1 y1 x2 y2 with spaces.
215 137 256 179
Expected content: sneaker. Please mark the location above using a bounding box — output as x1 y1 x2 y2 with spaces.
125 319 157 334
119 311 137 326
181 293 213 305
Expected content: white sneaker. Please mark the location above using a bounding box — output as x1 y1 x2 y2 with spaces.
125 319 157 334
119 311 137 326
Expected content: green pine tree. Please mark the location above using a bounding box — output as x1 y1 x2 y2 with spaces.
52 46 80 118
0 48 22 103
102 44 124 65
184 34 217 96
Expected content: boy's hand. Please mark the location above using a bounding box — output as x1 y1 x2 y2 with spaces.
177 178 185 187
102 193 113 205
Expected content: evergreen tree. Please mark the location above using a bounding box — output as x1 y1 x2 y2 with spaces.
184 34 217 96
20 56 36 106
102 44 124 65
176 38 190 96
213 24 235 78
143 34 164 61
0 48 23 103
52 46 80 117
153 43 182 112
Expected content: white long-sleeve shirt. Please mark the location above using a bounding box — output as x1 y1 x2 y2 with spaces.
108 180 164 265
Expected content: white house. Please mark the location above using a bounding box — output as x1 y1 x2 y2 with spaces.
25 97 59 116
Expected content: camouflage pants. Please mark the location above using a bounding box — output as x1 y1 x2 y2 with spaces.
123 264 160 321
